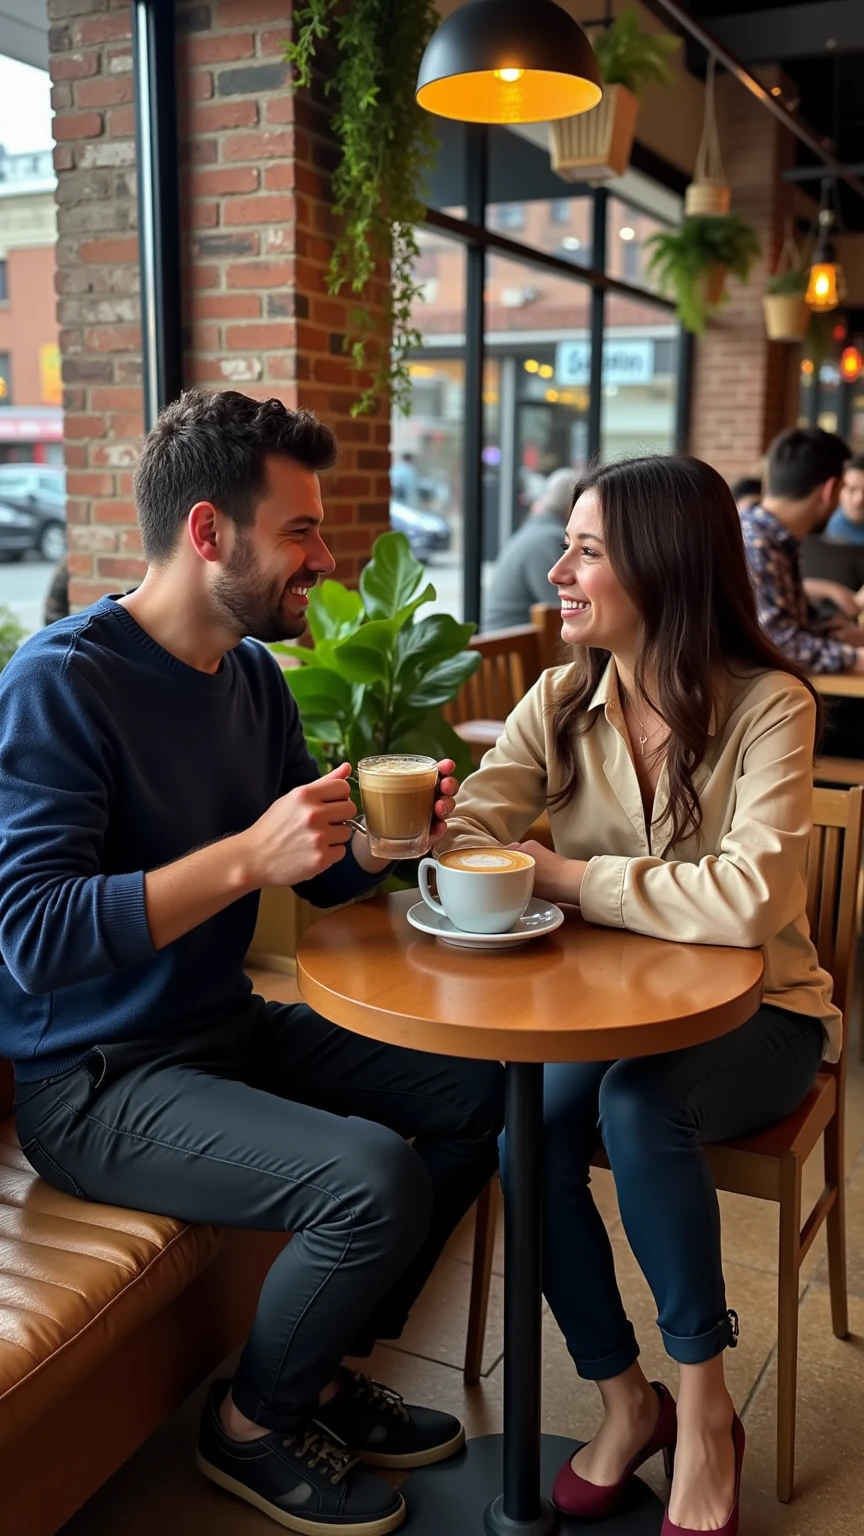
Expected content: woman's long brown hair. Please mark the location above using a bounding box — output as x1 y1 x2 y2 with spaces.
550 454 823 845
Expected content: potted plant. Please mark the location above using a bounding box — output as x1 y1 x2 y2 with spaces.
248 533 481 970
550 6 680 183
0 605 25 671
644 213 761 333
764 267 810 343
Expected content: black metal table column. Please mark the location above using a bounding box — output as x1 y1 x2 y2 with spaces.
402 1065 664 1535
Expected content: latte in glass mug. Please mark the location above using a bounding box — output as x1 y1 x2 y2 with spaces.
418 845 535 934
358 754 438 859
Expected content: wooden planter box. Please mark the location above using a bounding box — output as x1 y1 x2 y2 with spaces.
548 85 640 183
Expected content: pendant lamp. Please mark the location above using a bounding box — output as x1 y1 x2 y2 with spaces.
416 0 602 125
806 181 848 314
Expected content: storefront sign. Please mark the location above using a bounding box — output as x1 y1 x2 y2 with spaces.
555 339 654 387
40 343 62 406
0 409 63 441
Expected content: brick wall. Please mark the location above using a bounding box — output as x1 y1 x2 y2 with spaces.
48 0 392 608
689 73 799 482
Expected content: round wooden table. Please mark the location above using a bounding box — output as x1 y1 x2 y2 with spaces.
297 891 764 1536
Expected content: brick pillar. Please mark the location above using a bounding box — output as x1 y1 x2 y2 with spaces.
48 0 392 608
689 72 799 482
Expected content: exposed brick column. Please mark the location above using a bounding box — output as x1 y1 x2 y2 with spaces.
689 72 799 482
48 0 391 608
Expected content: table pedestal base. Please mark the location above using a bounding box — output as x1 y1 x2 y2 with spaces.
402 1435 664 1535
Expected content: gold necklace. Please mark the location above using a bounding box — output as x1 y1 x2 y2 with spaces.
624 696 665 756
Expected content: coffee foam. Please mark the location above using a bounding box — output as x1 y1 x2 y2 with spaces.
360 757 436 778
440 848 533 873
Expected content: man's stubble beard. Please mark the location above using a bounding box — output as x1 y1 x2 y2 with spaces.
211 528 309 643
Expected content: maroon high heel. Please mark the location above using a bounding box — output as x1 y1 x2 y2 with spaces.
661 1412 745 1536
552 1381 677 1520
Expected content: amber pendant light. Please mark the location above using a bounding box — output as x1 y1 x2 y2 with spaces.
416 0 602 125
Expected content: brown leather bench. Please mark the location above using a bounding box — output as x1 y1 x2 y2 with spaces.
0 1056 289 1536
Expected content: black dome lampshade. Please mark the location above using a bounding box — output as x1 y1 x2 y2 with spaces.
416 0 603 125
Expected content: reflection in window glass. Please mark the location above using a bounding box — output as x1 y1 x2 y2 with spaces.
485 252 591 559
487 194 592 266
606 197 674 295
600 294 679 462
392 233 467 620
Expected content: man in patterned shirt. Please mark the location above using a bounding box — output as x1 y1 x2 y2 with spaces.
740 427 864 677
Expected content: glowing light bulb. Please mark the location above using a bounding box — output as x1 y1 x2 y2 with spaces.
494 68 525 83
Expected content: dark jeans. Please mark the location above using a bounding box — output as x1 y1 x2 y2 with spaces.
14 994 504 1431
501 1004 824 1379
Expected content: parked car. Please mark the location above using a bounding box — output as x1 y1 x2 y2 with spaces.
0 464 66 562
0 501 39 561
389 499 451 562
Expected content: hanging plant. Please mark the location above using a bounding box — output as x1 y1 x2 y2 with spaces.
286 0 439 417
550 6 680 183
686 57 730 216
644 214 761 333
763 227 810 342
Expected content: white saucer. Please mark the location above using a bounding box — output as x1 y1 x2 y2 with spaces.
406 898 565 950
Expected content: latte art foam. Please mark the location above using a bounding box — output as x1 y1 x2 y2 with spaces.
440 847 533 873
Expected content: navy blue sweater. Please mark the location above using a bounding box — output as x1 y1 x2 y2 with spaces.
0 598 383 1079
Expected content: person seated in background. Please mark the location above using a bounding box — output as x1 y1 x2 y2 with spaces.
440 454 837 1536
739 426 864 671
730 473 762 513
484 466 577 630
825 452 864 544
42 554 69 626
0 388 504 1536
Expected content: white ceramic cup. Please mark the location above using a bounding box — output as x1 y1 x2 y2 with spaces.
418 848 535 934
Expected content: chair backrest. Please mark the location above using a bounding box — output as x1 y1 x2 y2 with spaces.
445 625 541 726
530 602 568 672
807 786 864 1048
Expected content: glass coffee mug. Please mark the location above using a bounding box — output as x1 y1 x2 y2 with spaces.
357 754 439 860
418 847 535 934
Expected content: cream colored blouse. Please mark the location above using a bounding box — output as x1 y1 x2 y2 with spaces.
441 660 841 1060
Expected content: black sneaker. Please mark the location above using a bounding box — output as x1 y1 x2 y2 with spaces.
197 1380 406 1535
315 1369 466 1470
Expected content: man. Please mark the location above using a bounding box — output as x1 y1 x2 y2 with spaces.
740 426 864 675
825 452 864 543
730 474 762 514
484 466 576 631
390 451 419 508
0 390 504 1535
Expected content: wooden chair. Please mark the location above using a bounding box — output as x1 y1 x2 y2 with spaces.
464 787 863 1506
445 624 542 765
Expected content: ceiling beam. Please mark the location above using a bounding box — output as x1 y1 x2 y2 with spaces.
702 2 864 65
645 0 864 205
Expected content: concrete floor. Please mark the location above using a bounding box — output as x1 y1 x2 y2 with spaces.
60 965 864 1536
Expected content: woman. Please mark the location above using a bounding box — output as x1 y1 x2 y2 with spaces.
440 456 838 1535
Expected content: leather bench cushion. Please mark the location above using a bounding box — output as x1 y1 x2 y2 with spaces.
0 1117 223 1444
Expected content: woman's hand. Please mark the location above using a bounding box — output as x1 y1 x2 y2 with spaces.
509 840 588 906
428 759 459 846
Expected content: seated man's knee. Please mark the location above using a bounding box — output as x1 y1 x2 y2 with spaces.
354 1122 434 1254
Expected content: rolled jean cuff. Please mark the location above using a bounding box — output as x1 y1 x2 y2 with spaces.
230 1373 309 1435
660 1309 739 1366
571 1328 640 1382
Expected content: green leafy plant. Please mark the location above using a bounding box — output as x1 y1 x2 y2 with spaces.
0 604 25 671
272 532 480 783
286 0 438 417
644 214 761 333
591 7 680 97
766 266 808 297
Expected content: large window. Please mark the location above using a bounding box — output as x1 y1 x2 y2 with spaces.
396 125 685 624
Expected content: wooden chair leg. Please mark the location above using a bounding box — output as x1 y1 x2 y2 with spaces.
776 1153 803 1503
464 1176 499 1385
824 1102 849 1340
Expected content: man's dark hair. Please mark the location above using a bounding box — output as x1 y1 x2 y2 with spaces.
845 453 864 476
766 427 849 501
133 389 338 562
730 475 762 502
